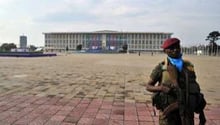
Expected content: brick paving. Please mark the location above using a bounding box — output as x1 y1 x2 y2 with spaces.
0 94 219 125
0 55 220 124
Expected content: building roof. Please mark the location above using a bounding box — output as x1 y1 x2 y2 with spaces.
93 30 119 33
43 30 173 35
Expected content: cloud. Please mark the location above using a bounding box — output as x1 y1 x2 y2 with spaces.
0 0 220 46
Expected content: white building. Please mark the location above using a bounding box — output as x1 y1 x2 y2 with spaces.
43 30 172 52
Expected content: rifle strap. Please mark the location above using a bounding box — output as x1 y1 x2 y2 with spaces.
199 110 206 125
183 69 189 107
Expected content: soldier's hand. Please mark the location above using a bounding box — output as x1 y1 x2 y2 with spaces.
170 83 178 88
160 86 170 93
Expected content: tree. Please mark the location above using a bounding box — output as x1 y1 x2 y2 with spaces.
122 44 128 52
29 45 37 51
118 44 128 53
66 46 69 52
206 31 220 56
0 43 17 52
76 44 82 50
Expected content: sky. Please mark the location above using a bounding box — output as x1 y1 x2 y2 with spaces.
0 0 219 47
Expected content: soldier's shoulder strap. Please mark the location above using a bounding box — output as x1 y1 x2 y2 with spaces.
183 59 195 72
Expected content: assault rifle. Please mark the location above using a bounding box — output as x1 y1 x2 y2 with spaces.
165 63 206 125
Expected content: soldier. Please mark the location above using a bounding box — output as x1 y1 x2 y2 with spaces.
146 38 206 125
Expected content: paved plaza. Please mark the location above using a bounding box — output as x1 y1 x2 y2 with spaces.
0 54 219 125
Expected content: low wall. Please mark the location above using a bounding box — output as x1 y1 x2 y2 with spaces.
0 52 56 57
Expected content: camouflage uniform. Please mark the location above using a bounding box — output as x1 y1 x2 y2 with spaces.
150 59 198 125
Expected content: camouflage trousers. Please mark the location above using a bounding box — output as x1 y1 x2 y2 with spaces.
159 110 182 125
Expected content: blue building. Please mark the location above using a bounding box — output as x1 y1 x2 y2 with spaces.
20 35 27 49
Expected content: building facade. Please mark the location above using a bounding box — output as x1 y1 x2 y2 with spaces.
43 30 172 52
20 35 27 49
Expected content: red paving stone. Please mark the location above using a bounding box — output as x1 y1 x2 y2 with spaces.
124 115 138 121
93 118 109 125
0 95 219 125
64 115 80 124
124 120 139 125
82 112 97 119
61 122 76 125
77 118 94 125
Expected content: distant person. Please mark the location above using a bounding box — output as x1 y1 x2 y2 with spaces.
146 38 206 125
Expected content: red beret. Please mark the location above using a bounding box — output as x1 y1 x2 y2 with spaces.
161 38 180 49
